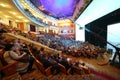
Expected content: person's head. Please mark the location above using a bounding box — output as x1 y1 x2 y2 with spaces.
4 44 15 51
19 40 24 46
40 47 44 51
14 39 19 43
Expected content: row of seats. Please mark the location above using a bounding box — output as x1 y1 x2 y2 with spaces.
0 34 91 79
28 44 90 76
0 24 106 59
27 46 52 77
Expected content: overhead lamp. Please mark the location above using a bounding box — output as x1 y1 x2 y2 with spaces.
18 16 23 19
0 3 6 7
5 15 10 18
9 12 17 15
15 20 20 22
24 20 29 22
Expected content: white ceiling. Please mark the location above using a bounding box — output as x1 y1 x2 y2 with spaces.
76 0 120 26
0 0 119 25
0 0 30 22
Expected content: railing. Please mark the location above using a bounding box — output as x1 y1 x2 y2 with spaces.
4 33 62 54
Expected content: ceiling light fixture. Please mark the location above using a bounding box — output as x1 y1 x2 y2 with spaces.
9 12 17 15
15 20 19 22
5 15 10 18
0 3 6 7
18 16 23 19
24 20 29 22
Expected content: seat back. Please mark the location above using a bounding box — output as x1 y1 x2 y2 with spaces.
1 62 17 76
35 59 45 74
73 66 82 75
28 46 52 76
0 49 8 66
0 49 18 77
67 68 72 75
45 66 52 76
58 63 66 74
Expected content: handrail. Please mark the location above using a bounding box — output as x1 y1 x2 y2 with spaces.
27 46 39 63
5 33 62 54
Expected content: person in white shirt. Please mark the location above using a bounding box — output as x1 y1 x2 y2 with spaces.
4 44 32 74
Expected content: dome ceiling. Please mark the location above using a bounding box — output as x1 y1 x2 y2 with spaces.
30 0 92 20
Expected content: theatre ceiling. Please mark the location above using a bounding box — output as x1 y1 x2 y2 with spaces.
0 0 92 25
29 0 92 20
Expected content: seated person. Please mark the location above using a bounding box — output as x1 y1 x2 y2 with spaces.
58 56 72 70
97 52 109 66
4 44 34 75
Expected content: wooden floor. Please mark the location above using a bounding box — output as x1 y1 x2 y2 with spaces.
2 53 120 80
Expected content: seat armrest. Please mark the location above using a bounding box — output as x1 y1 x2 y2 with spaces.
67 68 71 75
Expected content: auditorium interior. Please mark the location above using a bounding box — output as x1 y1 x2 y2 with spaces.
0 0 120 80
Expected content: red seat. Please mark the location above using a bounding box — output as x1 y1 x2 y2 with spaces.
58 63 66 74
35 59 52 76
67 68 72 75
0 49 8 66
27 46 52 77
0 49 18 76
73 66 82 75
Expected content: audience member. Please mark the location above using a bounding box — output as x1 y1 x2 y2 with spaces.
3 43 34 75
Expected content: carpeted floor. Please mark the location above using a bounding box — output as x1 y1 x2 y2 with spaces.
21 70 92 80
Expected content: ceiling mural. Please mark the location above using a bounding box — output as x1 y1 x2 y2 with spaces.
29 0 92 20
12 0 92 26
